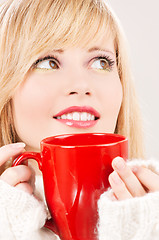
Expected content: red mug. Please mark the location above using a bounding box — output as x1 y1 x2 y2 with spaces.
13 133 128 240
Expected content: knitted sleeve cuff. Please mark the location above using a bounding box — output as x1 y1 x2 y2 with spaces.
0 180 48 239
97 158 159 240
98 191 159 240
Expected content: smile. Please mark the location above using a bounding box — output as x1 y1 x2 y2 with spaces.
53 106 100 128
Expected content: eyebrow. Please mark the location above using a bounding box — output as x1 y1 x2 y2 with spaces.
52 49 64 53
51 47 114 55
88 47 114 55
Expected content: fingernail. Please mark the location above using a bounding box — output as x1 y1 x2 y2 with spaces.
113 157 125 170
111 171 122 185
131 166 138 173
10 142 26 149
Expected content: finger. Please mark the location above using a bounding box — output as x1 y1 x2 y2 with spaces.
110 191 118 201
112 157 146 197
28 166 36 192
0 165 32 186
132 166 159 192
109 171 132 200
15 182 33 195
0 143 25 166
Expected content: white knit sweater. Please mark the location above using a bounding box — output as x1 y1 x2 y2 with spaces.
0 158 159 240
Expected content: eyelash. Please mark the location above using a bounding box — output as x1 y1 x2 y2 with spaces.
92 54 115 70
31 55 60 69
31 54 115 70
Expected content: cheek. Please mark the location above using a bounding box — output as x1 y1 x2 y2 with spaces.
97 74 123 133
13 87 51 120
11 77 56 143
102 77 123 114
110 82 123 112
12 74 58 120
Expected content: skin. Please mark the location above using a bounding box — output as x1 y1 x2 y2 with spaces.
109 157 159 200
11 37 122 151
0 34 159 200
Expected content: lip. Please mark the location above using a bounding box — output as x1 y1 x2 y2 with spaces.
53 106 100 129
54 106 100 118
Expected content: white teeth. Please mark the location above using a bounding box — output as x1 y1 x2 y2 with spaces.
80 112 87 121
91 115 95 120
58 112 97 121
61 114 67 119
72 112 80 120
87 113 91 121
67 113 72 120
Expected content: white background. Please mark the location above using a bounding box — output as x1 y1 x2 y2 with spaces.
109 1 159 158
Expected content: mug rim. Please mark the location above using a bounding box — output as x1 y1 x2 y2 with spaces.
41 133 128 148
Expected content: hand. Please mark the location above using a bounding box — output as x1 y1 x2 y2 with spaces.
0 143 33 194
108 157 159 201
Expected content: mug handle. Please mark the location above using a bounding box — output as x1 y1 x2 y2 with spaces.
12 152 42 169
12 152 59 236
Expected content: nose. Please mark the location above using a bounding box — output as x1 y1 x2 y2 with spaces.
67 83 91 96
65 71 92 97
69 91 91 96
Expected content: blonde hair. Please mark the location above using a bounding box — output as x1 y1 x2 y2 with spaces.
0 0 144 160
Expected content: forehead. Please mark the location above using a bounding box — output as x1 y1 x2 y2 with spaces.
84 33 115 53
37 34 116 61
42 29 115 54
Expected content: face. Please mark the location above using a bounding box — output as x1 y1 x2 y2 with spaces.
12 34 123 152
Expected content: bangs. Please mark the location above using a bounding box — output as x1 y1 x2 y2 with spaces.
0 0 118 94
19 0 117 67
36 1 115 47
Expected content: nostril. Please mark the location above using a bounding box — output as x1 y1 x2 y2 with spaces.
69 91 91 95
69 92 78 95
